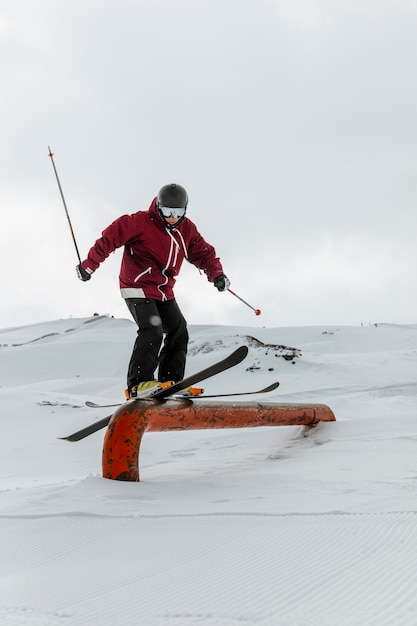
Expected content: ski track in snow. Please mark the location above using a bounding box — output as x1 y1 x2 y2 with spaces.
2 512 417 626
1 317 417 625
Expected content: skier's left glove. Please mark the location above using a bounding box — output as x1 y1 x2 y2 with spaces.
214 275 230 292
76 264 92 282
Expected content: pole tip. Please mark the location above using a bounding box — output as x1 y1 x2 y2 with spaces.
255 309 261 316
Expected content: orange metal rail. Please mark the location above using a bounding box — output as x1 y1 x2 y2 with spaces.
102 399 336 481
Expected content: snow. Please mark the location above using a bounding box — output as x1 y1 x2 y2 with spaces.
1 315 417 625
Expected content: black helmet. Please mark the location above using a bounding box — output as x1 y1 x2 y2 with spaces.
157 183 188 228
157 183 188 209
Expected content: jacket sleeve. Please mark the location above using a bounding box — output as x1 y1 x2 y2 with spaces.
81 214 141 273
186 225 225 282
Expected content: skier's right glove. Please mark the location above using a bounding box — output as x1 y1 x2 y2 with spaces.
213 275 230 292
76 264 92 282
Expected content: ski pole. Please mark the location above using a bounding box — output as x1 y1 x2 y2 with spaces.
228 288 261 316
47 146 82 264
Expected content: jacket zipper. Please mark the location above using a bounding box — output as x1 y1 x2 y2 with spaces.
134 266 152 282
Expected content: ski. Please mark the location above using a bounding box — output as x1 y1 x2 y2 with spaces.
177 380 280 398
85 381 280 409
59 345 249 442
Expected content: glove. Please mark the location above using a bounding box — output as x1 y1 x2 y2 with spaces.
213 274 230 292
76 264 92 282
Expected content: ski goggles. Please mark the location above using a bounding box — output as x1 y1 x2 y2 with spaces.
159 206 186 219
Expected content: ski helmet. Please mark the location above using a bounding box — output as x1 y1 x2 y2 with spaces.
157 183 188 228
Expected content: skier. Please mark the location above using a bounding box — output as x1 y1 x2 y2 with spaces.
76 183 230 398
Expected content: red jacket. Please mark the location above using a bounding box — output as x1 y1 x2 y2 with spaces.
82 199 225 301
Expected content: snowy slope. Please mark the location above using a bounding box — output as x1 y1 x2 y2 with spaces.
1 316 417 625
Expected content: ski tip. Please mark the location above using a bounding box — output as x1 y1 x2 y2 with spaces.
236 345 249 358
265 381 280 392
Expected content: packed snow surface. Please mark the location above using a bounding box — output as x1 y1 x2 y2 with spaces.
1 315 417 625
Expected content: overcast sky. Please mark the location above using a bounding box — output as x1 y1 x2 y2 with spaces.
1 0 417 330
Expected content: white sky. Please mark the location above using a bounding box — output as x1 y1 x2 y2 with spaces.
1 0 417 329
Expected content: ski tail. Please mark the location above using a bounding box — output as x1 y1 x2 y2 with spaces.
58 414 113 442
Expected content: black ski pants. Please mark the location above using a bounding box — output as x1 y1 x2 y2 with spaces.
125 298 189 390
